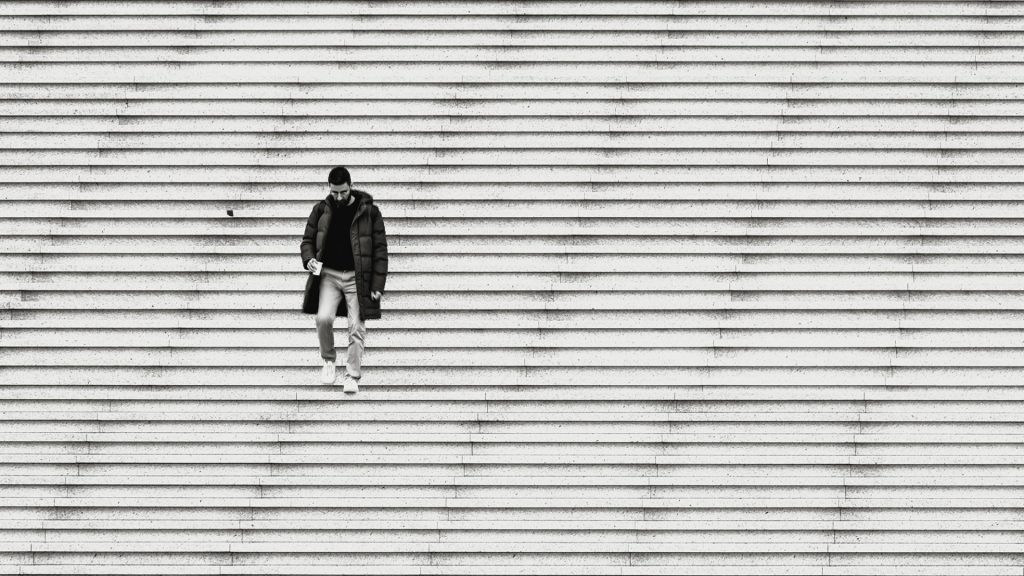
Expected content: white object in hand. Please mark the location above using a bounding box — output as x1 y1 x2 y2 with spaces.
310 259 323 276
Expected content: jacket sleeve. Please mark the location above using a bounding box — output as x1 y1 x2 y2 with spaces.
370 204 389 293
300 203 320 269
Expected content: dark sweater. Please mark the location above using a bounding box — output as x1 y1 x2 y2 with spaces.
321 196 357 271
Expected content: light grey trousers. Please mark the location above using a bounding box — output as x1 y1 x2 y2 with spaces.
315 266 366 377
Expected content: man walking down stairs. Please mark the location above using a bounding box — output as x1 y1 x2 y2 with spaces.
300 166 389 393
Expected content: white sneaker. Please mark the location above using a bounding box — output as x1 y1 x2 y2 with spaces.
320 361 336 384
343 375 359 394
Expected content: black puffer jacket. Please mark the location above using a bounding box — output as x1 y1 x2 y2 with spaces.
300 189 388 320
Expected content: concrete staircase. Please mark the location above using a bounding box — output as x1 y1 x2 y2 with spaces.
3 1 1024 573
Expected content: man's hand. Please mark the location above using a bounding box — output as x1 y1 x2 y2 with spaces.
306 258 320 273
371 291 382 301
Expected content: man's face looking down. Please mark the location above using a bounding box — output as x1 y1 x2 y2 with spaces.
330 182 351 204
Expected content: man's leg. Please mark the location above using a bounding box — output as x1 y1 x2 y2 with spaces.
339 270 366 378
316 268 346 362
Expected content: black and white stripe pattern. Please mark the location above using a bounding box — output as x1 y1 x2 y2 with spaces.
2 2 1023 574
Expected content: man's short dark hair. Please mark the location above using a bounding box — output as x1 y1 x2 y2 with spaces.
328 166 351 186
